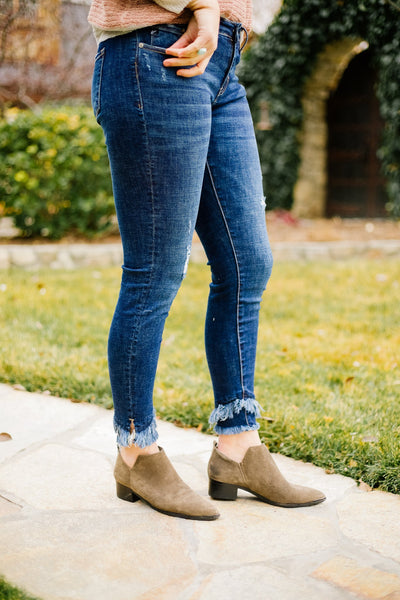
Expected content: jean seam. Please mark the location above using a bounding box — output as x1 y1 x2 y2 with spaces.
94 47 105 119
213 32 237 104
205 161 245 398
134 44 144 110
124 42 157 426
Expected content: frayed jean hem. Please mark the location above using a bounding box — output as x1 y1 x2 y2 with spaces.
209 397 262 425
209 397 262 433
114 411 159 449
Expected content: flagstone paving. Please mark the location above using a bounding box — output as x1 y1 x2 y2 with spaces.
1 382 399 600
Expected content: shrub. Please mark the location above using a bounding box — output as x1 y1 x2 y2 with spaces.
0 106 114 239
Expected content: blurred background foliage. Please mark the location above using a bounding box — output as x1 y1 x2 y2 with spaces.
0 106 114 239
239 0 400 216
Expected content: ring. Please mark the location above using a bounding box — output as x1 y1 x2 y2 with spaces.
197 47 207 56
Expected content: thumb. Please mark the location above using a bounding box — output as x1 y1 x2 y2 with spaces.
166 32 194 53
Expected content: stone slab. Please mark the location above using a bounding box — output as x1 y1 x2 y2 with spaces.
2 383 400 600
0 495 22 516
337 491 400 564
312 555 400 599
0 444 117 510
0 511 197 600
191 564 353 600
0 384 104 463
194 499 337 565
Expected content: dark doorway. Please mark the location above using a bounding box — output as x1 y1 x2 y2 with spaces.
326 49 387 217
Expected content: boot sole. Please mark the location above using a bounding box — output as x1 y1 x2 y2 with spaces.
116 481 220 521
209 478 326 508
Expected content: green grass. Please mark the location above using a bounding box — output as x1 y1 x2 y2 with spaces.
1 260 399 493
0 577 40 600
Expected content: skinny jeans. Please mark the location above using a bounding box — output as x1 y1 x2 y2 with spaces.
91 18 273 448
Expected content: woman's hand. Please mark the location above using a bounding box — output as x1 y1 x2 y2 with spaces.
163 0 220 77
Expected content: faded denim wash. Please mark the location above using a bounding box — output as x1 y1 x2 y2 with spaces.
91 18 273 448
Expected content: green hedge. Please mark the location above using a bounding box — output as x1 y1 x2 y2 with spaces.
0 106 114 239
240 0 400 216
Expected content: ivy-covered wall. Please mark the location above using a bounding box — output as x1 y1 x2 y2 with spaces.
240 0 400 217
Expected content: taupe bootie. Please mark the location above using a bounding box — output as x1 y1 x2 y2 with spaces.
114 447 219 520
208 443 326 508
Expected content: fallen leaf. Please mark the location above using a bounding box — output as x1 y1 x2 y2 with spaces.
358 480 373 492
362 435 378 443
0 432 12 442
12 384 26 392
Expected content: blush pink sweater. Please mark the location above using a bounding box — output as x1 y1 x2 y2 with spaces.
88 0 252 43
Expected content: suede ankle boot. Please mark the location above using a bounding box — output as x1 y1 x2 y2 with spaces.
114 447 219 520
208 443 326 508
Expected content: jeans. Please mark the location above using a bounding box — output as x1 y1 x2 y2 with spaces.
91 18 273 448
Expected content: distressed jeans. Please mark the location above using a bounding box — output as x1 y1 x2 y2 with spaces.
91 18 273 448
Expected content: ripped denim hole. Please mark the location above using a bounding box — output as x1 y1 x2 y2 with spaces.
183 244 191 279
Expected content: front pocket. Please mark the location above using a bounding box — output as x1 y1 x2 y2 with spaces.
138 42 168 56
137 25 184 56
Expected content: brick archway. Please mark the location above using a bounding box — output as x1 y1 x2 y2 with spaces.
292 38 369 218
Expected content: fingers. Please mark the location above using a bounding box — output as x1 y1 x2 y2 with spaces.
163 45 213 78
162 1 219 78
163 54 210 77
176 58 211 78
163 51 210 67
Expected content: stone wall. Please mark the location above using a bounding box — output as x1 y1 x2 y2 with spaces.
292 39 369 218
1 240 400 270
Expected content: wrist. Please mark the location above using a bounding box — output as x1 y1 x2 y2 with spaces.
186 0 219 11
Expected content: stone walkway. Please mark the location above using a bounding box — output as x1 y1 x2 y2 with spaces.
1 238 400 270
1 383 400 599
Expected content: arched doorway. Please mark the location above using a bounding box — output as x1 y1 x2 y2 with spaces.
326 49 388 217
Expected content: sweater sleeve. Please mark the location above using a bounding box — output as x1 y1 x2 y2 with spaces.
153 0 190 14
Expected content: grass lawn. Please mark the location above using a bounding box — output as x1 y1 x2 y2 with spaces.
0 577 40 600
1 259 399 493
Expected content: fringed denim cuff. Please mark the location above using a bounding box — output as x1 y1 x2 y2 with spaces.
114 410 159 449
209 397 262 435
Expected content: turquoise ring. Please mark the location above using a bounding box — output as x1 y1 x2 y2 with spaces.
197 47 207 56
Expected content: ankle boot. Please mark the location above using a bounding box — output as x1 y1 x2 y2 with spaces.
114 447 219 520
208 443 326 508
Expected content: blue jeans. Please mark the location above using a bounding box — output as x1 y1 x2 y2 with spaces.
92 18 273 448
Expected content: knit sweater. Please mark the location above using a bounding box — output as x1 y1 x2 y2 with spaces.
88 0 252 44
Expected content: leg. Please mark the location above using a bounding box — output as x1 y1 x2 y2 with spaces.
93 27 220 520
96 29 212 455
199 52 325 506
196 73 273 460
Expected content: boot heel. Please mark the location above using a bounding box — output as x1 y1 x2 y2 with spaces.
116 481 140 503
209 479 238 501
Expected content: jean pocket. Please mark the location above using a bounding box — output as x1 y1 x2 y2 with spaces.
138 42 169 56
91 46 105 121
138 25 184 55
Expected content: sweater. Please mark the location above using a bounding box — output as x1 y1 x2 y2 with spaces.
88 0 252 44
